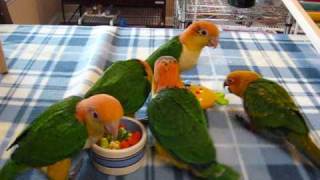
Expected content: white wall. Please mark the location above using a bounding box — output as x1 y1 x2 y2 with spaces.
7 0 60 24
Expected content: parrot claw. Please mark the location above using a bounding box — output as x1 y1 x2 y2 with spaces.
234 115 257 133
68 158 83 180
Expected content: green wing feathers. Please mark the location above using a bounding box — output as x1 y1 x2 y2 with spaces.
244 79 308 134
10 96 87 167
148 88 239 179
148 88 215 165
85 60 151 115
146 36 183 71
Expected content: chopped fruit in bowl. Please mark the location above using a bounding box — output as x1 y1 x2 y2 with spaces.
98 125 142 150
91 117 147 176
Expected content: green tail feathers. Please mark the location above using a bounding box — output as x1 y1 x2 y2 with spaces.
0 159 28 180
287 132 320 168
196 163 240 180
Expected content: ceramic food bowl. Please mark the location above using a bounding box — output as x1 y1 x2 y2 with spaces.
91 116 147 176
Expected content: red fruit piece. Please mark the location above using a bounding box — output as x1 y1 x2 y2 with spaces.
127 131 141 146
120 140 130 149
132 131 142 140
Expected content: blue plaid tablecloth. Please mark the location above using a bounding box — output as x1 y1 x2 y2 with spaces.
0 25 320 180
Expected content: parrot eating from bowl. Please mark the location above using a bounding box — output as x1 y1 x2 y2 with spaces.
0 94 124 180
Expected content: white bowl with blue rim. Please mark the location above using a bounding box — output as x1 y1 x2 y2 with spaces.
91 116 147 176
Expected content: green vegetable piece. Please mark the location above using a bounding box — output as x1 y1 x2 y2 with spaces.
100 138 109 149
216 96 229 105
214 92 225 98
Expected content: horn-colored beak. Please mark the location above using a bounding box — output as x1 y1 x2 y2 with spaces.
208 37 219 48
105 120 120 139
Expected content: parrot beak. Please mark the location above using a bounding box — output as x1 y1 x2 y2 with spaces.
105 120 120 139
208 37 219 48
223 80 230 92
223 80 229 88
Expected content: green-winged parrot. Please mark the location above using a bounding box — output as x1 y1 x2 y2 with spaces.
147 56 239 180
224 70 320 168
85 21 220 116
0 94 124 180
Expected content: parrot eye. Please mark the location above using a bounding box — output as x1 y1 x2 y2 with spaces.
92 111 99 119
227 79 234 84
198 29 208 36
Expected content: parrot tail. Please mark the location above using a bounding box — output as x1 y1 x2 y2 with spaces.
287 132 320 168
195 163 240 180
0 159 28 180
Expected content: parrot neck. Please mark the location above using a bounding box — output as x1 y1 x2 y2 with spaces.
235 78 260 98
152 73 184 96
179 44 201 71
179 35 204 52
84 118 105 148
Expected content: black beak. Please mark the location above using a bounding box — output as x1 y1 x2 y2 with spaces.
223 80 230 93
223 81 229 88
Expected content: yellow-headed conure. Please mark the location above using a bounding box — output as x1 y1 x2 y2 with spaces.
147 56 239 180
224 70 320 168
85 21 220 116
0 94 123 180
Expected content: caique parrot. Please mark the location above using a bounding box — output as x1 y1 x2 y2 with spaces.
147 56 239 180
0 94 124 180
224 70 320 168
146 21 220 71
85 21 220 116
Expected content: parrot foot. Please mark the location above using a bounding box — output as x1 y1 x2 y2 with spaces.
234 115 256 133
68 158 84 180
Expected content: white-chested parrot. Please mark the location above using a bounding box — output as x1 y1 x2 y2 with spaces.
0 94 124 180
146 21 219 71
147 56 239 180
224 70 320 168
85 21 220 116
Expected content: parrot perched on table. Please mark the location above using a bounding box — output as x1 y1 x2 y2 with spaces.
224 70 320 168
147 56 239 180
0 94 124 180
85 21 220 116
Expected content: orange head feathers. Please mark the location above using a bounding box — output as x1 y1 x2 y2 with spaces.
224 70 261 98
180 21 220 50
76 94 124 138
152 56 184 95
76 94 123 124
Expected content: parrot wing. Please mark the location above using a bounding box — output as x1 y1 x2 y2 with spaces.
146 36 183 70
85 59 151 115
244 79 308 134
9 96 87 167
148 88 216 166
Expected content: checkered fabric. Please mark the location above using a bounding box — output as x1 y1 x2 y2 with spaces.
0 25 320 180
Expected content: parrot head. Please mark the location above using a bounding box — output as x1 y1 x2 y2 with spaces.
180 21 220 50
224 70 261 97
76 94 124 140
152 56 184 95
